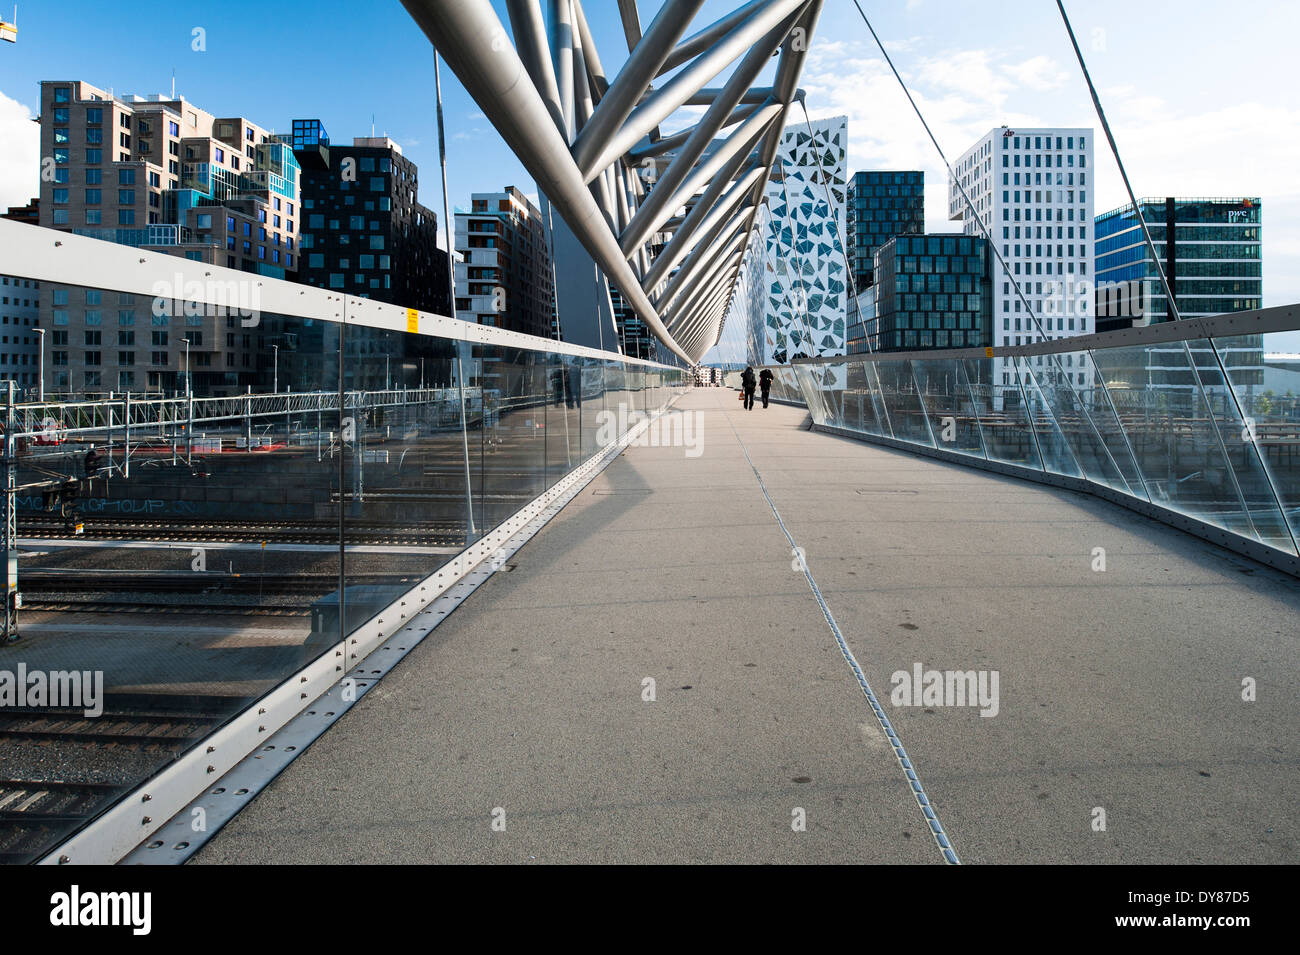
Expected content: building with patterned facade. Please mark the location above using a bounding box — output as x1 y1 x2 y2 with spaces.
749 115 848 366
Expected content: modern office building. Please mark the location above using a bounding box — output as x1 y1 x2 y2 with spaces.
453 186 554 340
292 120 449 315
846 171 924 291
859 234 991 353
950 128 1094 388
752 115 848 365
36 80 302 395
0 275 41 396
1094 196 1262 329
1094 196 1264 391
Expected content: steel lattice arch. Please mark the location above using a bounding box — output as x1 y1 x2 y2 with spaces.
400 0 824 365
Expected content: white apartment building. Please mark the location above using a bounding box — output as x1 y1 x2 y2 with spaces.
950 128 1094 388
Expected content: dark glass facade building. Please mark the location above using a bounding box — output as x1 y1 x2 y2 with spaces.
861 234 991 353
1094 197 1261 330
846 171 925 291
1094 197 1263 390
292 119 450 316
291 120 452 392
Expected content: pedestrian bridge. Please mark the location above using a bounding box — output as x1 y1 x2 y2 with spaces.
191 388 1297 864
2 256 1294 863
1 0 1297 866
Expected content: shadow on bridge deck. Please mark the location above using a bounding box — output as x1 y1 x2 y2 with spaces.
196 388 1300 864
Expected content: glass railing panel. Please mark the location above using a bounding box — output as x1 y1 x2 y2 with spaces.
1034 347 1149 498
545 353 586 482
603 361 627 439
1188 336 1294 553
962 356 1040 468
578 357 607 452
875 359 933 446
839 359 886 436
791 362 831 425
1012 355 1084 479
342 324 472 629
474 345 549 531
1092 340 1258 540
1224 331 1300 548
913 358 985 458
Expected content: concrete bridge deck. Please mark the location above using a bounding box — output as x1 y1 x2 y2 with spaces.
197 388 1300 864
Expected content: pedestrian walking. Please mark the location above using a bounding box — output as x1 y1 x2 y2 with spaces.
740 366 757 410
759 368 774 408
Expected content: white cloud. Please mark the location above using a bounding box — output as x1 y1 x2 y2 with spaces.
0 90 40 211
1003 55 1068 92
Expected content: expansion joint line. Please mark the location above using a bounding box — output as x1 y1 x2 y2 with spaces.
716 394 959 864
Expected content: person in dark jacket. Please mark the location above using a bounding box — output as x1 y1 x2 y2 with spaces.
759 368 774 408
740 366 756 410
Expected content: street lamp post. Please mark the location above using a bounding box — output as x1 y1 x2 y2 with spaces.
183 338 191 396
272 344 279 394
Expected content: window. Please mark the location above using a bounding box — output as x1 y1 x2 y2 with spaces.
85 209 102 224
85 149 102 164
118 209 135 225
85 107 102 125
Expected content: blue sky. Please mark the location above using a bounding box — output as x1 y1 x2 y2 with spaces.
2 0 1297 354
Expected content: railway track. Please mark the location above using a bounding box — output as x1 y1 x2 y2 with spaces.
0 780 120 864
0 708 224 747
0 698 233 864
